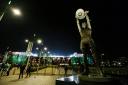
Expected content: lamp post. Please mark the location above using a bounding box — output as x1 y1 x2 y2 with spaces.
36 40 43 74
1 0 22 64
11 8 22 16
0 0 22 22
25 41 33 71
0 0 11 21
36 47 43 74
25 37 43 72
44 47 47 65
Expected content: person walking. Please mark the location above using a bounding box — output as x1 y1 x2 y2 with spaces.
6 63 11 76
0 63 6 77
64 65 68 76
26 63 31 77
19 64 26 79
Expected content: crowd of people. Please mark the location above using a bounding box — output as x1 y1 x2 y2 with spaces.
0 56 88 79
0 62 11 77
18 63 31 79
0 62 32 79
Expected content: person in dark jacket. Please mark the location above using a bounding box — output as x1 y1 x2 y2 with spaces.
26 63 31 77
64 65 68 76
6 63 11 76
19 64 26 79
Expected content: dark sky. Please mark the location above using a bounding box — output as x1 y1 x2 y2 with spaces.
0 0 128 56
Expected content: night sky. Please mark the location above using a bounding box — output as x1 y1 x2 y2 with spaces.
0 0 128 57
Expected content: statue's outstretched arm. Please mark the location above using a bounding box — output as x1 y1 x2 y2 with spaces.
85 11 92 30
76 18 82 35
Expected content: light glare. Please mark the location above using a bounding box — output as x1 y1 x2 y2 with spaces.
44 47 47 51
37 39 42 44
25 39 29 43
12 8 21 16
8 1 11 5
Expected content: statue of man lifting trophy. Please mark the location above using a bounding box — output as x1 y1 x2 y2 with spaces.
75 8 101 75
55 8 113 85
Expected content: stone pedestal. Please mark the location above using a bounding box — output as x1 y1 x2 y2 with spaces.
79 75 114 85
56 75 79 85
56 75 119 85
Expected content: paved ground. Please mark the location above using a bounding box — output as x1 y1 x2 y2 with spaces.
2 67 127 85
0 67 74 85
33 67 73 75
1 67 127 85
8 67 74 75
0 75 62 85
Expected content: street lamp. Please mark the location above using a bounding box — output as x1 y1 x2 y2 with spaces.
8 0 11 5
25 39 43 53
24 37 43 72
36 47 39 50
25 37 43 51
25 39 29 43
44 47 47 51
48 51 50 54
35 39 43 74
11 8 22 16
0 0 22 22
37 39 42 44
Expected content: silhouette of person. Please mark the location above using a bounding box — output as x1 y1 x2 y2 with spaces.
0 63 6 77
19 64 26 79
64 65 68 76
6 63 11 76
26 63 31 77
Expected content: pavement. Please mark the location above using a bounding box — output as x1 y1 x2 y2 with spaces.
2 67 126 85
0 67 73 85
0 75 62 85
0 67 126 85
8 67 73 75
33 67 73 75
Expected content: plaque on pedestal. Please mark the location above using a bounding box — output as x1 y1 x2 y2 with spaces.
56 75 79 85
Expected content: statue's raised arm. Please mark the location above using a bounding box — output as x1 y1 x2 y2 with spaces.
75 9 92 37
84 11 92 30
75 9 86 35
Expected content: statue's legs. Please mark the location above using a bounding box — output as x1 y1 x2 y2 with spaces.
81 43 91 75
90 39 103 76
81 39 103 76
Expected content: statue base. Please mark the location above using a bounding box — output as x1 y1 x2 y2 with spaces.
79 74 114 85
56 74 120 85
56 75 79 85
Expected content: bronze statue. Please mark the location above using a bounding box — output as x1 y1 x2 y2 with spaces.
75 8 99 75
